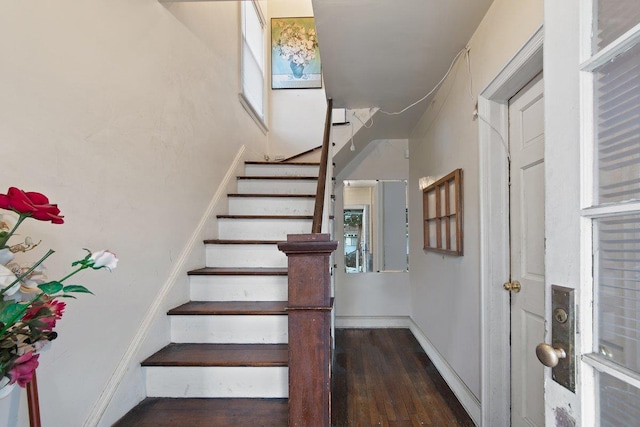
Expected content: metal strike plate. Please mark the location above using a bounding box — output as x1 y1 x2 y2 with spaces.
551 285 575 392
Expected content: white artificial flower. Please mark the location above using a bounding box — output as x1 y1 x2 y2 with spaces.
0 213 17 234
0 248 14 265
90 250 118 271
0 263 20 296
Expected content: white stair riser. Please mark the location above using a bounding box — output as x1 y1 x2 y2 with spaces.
205 244 287 268
244 164 319 177
171 315 288 343
145 366 288 398
218 218 311 240
189 275 288 301
228 197 315 215
237 179 317 195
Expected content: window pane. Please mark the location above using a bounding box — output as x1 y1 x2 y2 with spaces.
242 2 263 66
242 42 263 117
594 42 640 205
596 214 640 373
593 0 640 53
598 371 640 426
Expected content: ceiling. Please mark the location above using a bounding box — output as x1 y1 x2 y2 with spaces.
311 0 494 139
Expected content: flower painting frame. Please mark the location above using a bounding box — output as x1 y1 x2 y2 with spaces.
271 17 322 89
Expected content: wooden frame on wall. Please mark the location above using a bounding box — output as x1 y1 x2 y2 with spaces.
422 169 463 255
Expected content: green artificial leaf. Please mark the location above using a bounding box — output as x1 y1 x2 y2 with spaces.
0 302 25 323
38 281 64 295
62 285 93 295
0 300 14 312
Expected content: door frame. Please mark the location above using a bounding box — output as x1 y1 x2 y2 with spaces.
478 26 543 427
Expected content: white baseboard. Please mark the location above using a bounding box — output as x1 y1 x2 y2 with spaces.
409 320 481 426
85 145 247 427
335 316 411 328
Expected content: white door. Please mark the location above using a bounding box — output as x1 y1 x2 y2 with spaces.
508 74 545 427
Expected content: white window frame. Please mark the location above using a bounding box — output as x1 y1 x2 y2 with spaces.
579 4 640 424
239 0 268 134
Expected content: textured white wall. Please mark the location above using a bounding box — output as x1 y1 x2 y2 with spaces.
408 0 543 400
0 1 267 426
267 0 328 159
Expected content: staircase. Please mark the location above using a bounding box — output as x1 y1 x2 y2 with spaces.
113 161 323 427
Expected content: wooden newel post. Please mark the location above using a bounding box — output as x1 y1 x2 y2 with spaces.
278 234 337 427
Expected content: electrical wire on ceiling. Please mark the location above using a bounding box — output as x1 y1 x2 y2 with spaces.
350 120 356 151
378 47 470 116
343 44 509 162
351 109 375 128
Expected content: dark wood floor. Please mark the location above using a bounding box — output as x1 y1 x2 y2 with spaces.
332 328 474 427
113 328 474 426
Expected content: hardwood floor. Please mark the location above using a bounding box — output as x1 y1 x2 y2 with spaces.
113 328 474 426
332 328 475 427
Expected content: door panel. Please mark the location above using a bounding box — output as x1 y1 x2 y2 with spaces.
509 74 545 427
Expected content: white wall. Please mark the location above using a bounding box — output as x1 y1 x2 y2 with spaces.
0 1 267 426
408 0 543 402
335 140 410 326
267 0 328 159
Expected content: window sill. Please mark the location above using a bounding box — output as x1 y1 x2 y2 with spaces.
239 93 268 135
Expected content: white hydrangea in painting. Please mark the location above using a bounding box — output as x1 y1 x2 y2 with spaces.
271 17 322 89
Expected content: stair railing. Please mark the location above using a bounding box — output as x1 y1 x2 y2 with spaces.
278 97 337 426
311 98 333 234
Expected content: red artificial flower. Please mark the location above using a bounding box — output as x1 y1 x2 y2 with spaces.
0 187 64 224
8 352 40 387
23 299 66 331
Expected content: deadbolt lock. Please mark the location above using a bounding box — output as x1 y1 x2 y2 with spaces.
554 308 568 324
536 285 575 392
503 280 521 293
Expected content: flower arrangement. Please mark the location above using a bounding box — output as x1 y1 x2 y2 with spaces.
0 187 117 392
272 20 319 66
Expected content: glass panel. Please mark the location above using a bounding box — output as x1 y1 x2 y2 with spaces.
595 214 640 373
241 43 264 116
243 2 263 66
598 371 640 426
594 42 640 205
593 0 640 53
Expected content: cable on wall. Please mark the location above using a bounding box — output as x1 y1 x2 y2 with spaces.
378 47 469 116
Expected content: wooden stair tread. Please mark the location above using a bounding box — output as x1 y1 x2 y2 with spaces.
203 239 283 245
142 343 288 367
112 398 288 427
168 301 288 315
245 161 320 166
237 176 317 180
217 214 313 219
227 193 315 198
187 267 288 276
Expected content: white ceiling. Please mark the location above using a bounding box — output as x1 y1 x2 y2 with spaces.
312 0 494 139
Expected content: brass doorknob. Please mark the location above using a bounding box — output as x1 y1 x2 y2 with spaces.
503 280 521 293
536 343 566 367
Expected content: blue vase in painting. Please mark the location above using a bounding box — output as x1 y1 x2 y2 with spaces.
290 62 304 79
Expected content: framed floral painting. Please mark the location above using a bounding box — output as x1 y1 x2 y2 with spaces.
271 17 322 89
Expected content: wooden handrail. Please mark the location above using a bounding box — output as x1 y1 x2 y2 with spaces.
311 98 333 233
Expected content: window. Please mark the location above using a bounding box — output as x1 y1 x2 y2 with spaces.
240 1 267 133
581 2 640 423
422 169 463 256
